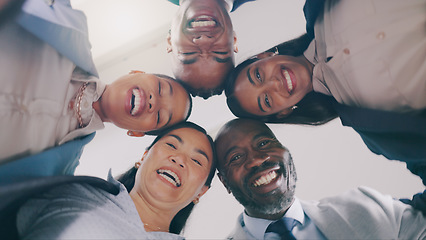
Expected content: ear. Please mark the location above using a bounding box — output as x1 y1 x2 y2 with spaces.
255 51 276 60
194 185 209 202
275 108 294 119
233 31 238 53
127 130 145 137
166 32 172 53
217 172 232 194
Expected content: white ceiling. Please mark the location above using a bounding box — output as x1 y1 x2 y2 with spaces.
70 1 424 239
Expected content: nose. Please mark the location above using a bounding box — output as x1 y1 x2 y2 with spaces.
245 151 270 169
192 34 214 49
265 76 281 92
170 154 186 168
147 91 157 113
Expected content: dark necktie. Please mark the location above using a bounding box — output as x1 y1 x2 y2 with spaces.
266 218 297 240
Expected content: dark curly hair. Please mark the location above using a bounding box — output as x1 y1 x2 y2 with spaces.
225 34 338 125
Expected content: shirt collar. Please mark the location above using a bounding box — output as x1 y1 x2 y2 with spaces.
243 198 305 239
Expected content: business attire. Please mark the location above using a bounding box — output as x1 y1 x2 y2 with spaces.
0 0 102 177
228 187 426 240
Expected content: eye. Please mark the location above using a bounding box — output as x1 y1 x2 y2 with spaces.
182 52 197 55
192 159 202 166
255 69 262 82
166 143 176 149
229 153 242 164
264 94 271 108
213 51 228 55
258 139 271 148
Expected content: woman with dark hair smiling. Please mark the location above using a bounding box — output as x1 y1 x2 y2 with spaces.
15 122 216 239
225 0 426 184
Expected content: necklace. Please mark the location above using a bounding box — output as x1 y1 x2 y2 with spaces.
74 82 88 128
143 223 167 232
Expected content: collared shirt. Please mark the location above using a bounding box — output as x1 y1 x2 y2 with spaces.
243 198 326 239
304 0 426 113
0 20 104 162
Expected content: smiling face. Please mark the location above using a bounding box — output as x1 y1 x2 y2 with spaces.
133 127 213 212
168 0 237 98
97 72 191 133
234 54 313 117
215 119 296 219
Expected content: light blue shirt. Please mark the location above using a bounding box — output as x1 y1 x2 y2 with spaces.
243 198 326 240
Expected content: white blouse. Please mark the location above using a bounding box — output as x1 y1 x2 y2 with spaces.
0 20 105 163
305 0 426 113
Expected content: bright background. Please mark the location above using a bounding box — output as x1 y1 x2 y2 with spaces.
71 0 424 239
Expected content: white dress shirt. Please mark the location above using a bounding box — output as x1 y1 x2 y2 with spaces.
305 0 426 113
243 198 326 240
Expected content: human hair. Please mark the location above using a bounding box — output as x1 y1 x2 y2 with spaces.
144 74 193 135
224 33 338 125
0 0 26 28
117 121 217 234
175 78 224 100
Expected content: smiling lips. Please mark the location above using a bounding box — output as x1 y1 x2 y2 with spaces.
157 169 182 187
252 170 279 187
281 68 294 94
189 15 217 28
130 88 145 116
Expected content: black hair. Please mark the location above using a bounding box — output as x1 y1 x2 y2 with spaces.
117 121 217 234
225 34 338 125
144 74 193 135
0 0 26 29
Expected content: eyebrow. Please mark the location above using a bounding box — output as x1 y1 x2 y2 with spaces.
170 134 183 143
197 149 210 162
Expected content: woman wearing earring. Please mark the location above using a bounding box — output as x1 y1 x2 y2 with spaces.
15 122 215 239
224 0 426 184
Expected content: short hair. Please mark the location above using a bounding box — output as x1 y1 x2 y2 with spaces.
117 121 217 234
225 34 338 126
144 74 193 135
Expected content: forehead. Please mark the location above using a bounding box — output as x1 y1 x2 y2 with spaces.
165 127 213 154
216 121 273 154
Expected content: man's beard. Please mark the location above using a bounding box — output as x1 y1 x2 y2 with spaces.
224 153 297 215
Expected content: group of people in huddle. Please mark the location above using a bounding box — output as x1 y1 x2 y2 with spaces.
0 0 425 239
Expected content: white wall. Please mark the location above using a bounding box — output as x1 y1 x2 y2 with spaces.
72 0 424 239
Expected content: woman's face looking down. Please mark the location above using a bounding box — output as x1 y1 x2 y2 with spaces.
134 127 213 210
234 54 314 117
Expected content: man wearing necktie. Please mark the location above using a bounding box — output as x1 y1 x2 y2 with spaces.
215 118 426 240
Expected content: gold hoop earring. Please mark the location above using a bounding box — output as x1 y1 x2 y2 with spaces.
129 70 145 74
291 105 298 110
193 198 199 204
134 161 141 168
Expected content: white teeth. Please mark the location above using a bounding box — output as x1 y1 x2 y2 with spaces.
191 20 215 28
158 169 181 187
283 69 293 92
253 171 277 187
131 89 141 116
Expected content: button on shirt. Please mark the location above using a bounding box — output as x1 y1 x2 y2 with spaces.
243 198 326 240
304 0 426 113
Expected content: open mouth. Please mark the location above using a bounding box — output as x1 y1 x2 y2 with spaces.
130 88 143 116
157 169 181 187
188 15 217 28
252 170 279 187
281 68 295 94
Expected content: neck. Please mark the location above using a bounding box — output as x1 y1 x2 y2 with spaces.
92 87 108 122
129 190 175 232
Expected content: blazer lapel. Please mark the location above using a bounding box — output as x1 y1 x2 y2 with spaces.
17 0 98 77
